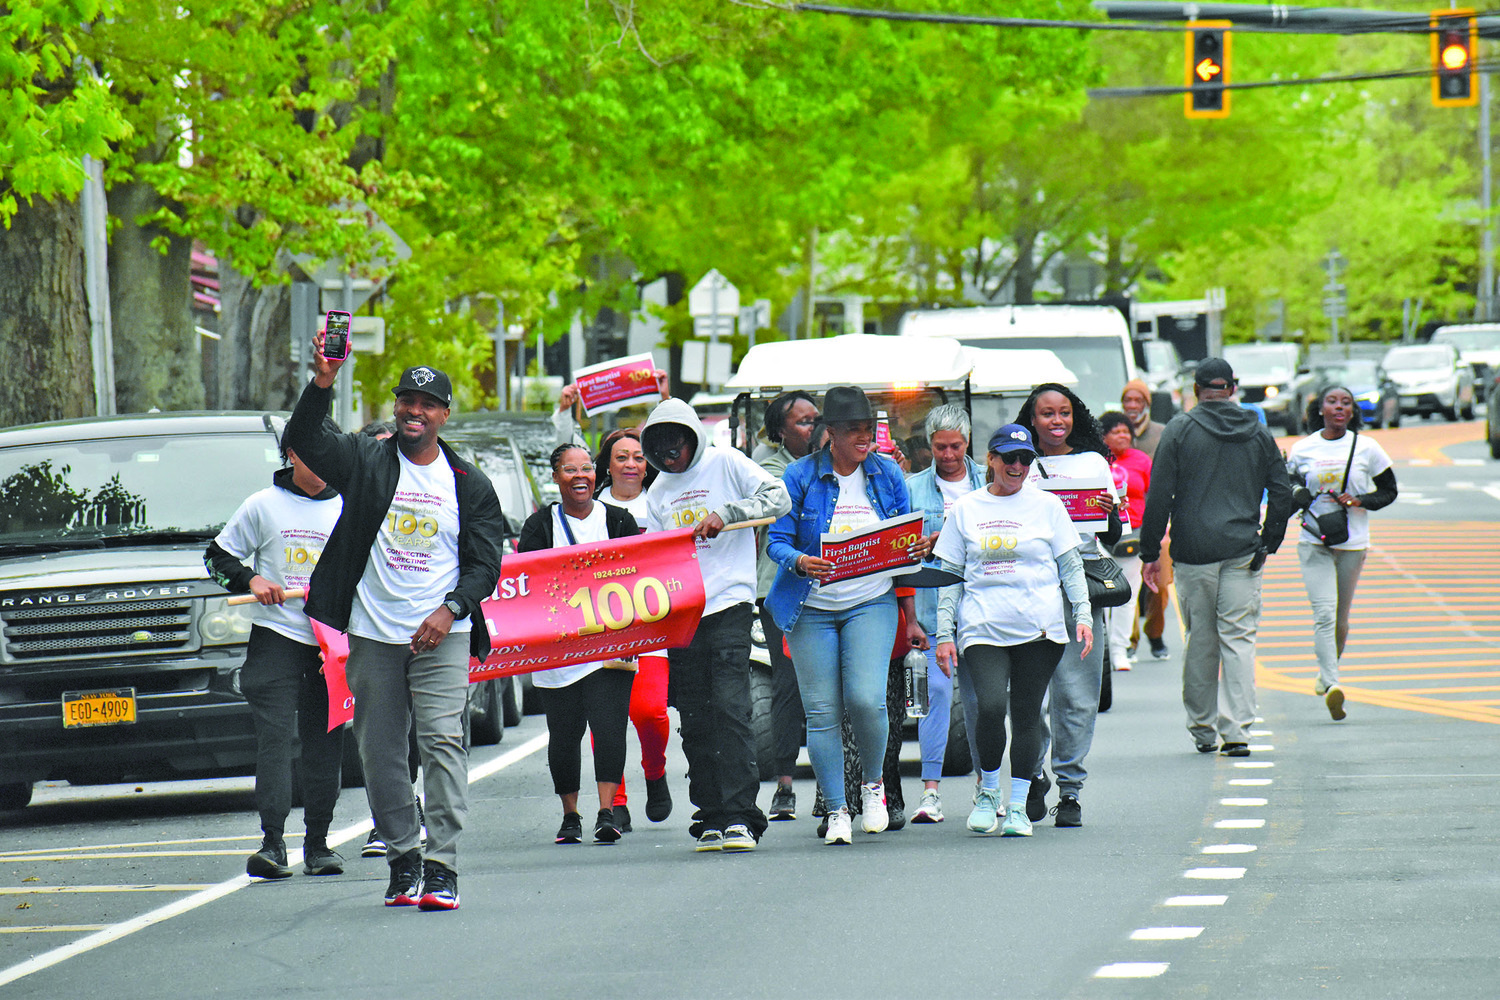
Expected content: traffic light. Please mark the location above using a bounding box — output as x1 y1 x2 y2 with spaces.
1431 10 1477 108
1185 21 1232 120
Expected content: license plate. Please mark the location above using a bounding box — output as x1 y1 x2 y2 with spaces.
61 688 137 728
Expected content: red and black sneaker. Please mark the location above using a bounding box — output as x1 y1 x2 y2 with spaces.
384 849 423 906
417 860 460 911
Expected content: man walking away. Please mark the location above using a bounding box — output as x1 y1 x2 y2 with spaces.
1139 358 1294 757
286 345 505 911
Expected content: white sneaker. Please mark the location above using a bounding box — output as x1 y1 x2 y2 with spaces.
1001 800 1033 837
824 807 853 845
860 782 888 834
911 788 944 823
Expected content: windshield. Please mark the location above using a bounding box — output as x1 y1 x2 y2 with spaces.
1383 346 1450 369
0 432 281 544
1310 360 1379 386
1432 329 1500 352
1224 344 1298 381
955 335 1127 414
1141 341 1179 372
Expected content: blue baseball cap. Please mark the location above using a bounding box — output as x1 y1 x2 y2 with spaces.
988 423 1036 456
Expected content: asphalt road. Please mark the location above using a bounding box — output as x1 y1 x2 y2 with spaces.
2 418 1498 998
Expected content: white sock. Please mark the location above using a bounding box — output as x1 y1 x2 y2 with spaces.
1010 777 1031 805
980 767 1002 791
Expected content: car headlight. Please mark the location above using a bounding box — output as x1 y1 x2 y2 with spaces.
201 596 256 645
1263 385 1279 398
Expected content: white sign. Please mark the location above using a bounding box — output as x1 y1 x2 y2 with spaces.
681 339 732 387
689 269 740 319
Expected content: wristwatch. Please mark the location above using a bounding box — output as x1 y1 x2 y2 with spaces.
443 598 464 617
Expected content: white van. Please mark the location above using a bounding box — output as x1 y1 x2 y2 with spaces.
898 304 1136 416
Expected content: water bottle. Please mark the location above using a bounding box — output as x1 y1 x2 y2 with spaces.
902 649 929 720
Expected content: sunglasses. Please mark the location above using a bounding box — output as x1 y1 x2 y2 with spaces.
993 451 1035 466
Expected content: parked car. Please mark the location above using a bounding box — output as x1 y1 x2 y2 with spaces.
1298 359 1401 429
1485 372 1500 458
1430 323 1500 397
1382 343 1474 421
443 419 548 737
1223 343 1315 434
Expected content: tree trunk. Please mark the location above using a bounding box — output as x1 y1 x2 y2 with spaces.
1012 221 1039 304
217 261 294 411
0 198 97 427
107 180 204 413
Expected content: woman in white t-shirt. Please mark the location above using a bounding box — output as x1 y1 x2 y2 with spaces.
591 428 673 831
518 445 642 845
1287 386 1398 720
932 423 1092 838
1017 383 1122 831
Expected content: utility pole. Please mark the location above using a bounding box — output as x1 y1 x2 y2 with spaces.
1323 250 1348 355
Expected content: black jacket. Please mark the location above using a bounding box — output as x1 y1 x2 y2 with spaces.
204 467 340 592
517 502 639 554
1140 400 1295 565
283 380 506 660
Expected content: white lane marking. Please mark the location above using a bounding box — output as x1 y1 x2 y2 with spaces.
1409 459 1434 466
1185 867 1246 879
1234 761 1275 769
0 886 212 895
1229 778 1273 786
0 851 247 862
1453 458 1485 467
1249 729 1273 736
1214 819 1266 829
0 927 111 935
1131 927 1204 940
1220 797 1268 806
1202 844 1257 854
0 836 262 857
1248 744 1275 752
1484 486 1500 505
1165 895 1227 906
1449 481 1477 489
1095 962 1170 978
0 732 549 989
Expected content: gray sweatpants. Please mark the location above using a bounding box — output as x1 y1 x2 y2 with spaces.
1040 606 1107 797
1298 543 1367 690
1174 554 1263 747
347 632 470 871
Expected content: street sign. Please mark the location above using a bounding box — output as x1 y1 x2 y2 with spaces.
681 339 732 387
689 269 740 318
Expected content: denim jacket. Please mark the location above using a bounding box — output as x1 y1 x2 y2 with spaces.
765 448 913 633
905 456 985 632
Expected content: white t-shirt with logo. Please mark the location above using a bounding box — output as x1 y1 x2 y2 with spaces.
646 448 777 617
1026 450 1120 554
1287 431 1392 550
600 487 649 526
533 504 610 689
349 451 471 642
936 471 972 513
805 466 893 611
214 486 343 645
932 484 1081 649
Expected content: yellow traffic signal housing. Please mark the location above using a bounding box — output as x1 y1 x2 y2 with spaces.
1186 21 1232 119
1432 10 1478 108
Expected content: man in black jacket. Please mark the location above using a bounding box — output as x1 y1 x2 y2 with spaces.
285 345 504 912
1140 358 1295 758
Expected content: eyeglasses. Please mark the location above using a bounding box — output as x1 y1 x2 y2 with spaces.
558 465 592 476
995 452 1035 466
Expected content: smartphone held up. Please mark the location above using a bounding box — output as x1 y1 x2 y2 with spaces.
322 311 352 360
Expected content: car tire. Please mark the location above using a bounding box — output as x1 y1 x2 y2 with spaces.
468 679 503 747
1390 405 1401 428
1463 398 1476 421
500 675 522 728
1444 403 1459 422
942 688 973 777
749 664 777 781
0 782 33 810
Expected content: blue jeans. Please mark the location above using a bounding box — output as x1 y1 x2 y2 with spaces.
785 591 897 811
916 646 957 782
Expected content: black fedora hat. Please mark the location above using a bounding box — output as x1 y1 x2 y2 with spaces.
821 385 875 424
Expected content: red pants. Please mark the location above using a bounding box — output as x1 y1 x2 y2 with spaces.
612 655 670 807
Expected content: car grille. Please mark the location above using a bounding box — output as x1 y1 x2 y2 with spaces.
1240 386 1268 403
2 599 195 660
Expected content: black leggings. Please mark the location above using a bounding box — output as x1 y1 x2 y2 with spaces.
540 668 635 795
965 640 1066 777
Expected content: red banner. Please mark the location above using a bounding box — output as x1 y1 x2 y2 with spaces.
820 511 925 584
573 353 660 415
1038 476 1111 533
468 528 705 681
312 619 355 733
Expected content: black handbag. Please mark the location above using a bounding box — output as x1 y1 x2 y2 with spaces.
1305 432 1357 547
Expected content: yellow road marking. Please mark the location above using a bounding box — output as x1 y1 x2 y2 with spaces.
0 836 265 858
0 886 213 895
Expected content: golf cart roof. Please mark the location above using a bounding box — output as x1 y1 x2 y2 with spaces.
964 347 1077 393
724 334 972 395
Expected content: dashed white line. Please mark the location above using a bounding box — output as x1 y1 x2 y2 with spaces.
1184 867 1246 879
1248 744 1275 752
1233 761 1275 769
1220 797 1268 806
1229 778 1273 786
1131 927 1204 941
1095 962 1170 978
1214 818 1266 829
1165 895 1228 906
1202 844 1257 854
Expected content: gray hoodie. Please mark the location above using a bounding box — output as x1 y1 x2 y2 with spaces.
1139 400 1294 565
640 398 791 613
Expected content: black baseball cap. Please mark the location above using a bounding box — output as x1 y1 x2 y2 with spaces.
1194 358 1236 389
392 366 452 406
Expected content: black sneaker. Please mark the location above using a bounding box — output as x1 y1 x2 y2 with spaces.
361 827 387 858
594 808 622 844
769 784 796 821
246 833 293 880
1149 637 1169 660
1220 742 1250 757
302 838 344 876
1026 772 1051 823
384 849 423 906
1051 794 1083 828
612 803 632 834
644 776 673 822
1196 741 1218 754
556 812 584 845
417 860 459 911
